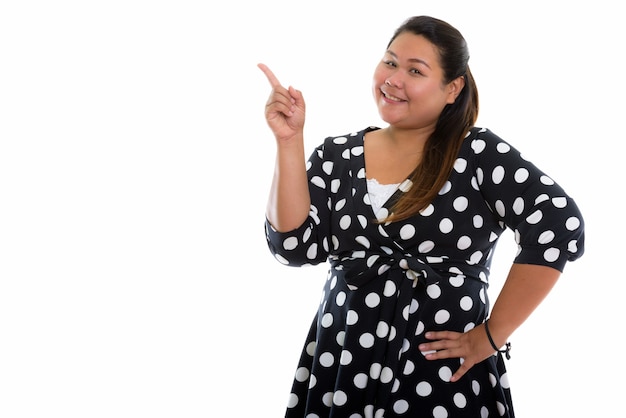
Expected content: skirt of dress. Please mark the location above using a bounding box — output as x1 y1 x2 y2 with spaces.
284 270 514 418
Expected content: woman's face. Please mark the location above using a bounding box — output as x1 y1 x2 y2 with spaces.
372 32 462 130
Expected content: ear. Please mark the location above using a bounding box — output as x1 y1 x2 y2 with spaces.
446 75 466 104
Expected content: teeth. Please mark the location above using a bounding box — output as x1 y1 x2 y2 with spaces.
383 91 403 102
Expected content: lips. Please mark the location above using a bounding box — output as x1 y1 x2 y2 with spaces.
381 89 406 102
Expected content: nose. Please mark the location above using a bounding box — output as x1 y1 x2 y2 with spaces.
385 75 402 88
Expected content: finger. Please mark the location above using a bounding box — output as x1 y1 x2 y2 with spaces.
258 63 282 88
450 360 473 383
425 330 461 341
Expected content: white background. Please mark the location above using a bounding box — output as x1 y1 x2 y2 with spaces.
1 1 623 417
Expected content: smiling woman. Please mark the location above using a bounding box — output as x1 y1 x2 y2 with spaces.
258 15 585 418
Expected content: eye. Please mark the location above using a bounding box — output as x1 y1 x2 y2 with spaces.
383 60 397 68
409 68 422 75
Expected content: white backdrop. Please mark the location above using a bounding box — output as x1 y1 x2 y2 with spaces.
1 1 622 417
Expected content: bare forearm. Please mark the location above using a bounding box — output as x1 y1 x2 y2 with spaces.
486 263 561 347
266 136 311 232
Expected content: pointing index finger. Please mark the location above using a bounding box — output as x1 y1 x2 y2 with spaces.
257 63 282 88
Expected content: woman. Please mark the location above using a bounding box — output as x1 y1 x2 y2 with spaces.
259 15 585 417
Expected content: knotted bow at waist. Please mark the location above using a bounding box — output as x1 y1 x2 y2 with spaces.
329 250 488 290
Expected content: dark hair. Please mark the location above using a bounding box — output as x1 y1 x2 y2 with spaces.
385 16 479 222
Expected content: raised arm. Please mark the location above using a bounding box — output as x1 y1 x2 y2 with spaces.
258 63 310 232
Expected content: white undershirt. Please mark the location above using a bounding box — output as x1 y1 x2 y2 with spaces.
366 178 400 213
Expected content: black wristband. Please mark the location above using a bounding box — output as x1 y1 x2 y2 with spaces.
484 318 511 360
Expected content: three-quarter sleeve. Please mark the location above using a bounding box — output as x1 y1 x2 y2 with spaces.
471 128 585 272
265 139 334 267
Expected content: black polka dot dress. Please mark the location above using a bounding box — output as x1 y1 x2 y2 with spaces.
265 127 585 418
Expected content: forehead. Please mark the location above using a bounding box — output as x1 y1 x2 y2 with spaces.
386 32 441 67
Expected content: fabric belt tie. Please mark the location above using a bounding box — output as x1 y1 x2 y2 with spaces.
331 250 444 289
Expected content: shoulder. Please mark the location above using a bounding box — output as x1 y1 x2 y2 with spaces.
314 126 379 158
321 126 379 147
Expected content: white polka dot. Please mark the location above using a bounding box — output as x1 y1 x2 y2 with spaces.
354 373 368 389
346 310 359 325
427 284 442 299
454 158 467 173
438 366 453 382
399 179 413 192
526 210 543 224
322 161 334 175
322 392 333 407
283 236 298 250
472 380 481 395
321 313 333 328
435 309 450 324
449 275 464 287
333 390 347 406
500 372 510 389
476 168 484 185
339 349 352 365
468 251 483 264
454 392 467 408
538 230 555 244
310 176 326 189
359 333 375 348
306 243 318 260
439 218 453 233
433 405 448 418
376 321 390 338
481 406 489 418
514 168 529 183
365 293 381 308
319 352 334 367
540 175 555 185
497 401 506 415
336 291 346 306
453 196 469 212
287 393 298 408
366 364 381 382
460 296 473 311
400 224 416 240
418 240 435 253
496 142 511 153
339 215 351 230
544 247 560 262
305 341 317 357
336 331 345 346
512 197 525 215
552 197 567 208
416 381 433 396
393 400 409 414
492 166 505 184
356 236 371 248
438 181 452 196
295 367 310 382
473 215 483 228
351 146 364 156
566 216 581 230
379 367 393 384
472 139 486 153
308 374 317 389
403 360 415 375
494 200 506 217
457 236 472 250
383 280 397 297
330 179 340 193
420 204 435 216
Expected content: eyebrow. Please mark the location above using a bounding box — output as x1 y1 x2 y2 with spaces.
386 50 432 69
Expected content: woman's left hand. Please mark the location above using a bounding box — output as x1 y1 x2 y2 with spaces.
417 325 496 382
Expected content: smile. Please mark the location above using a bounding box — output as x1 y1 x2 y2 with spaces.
381 90 405 102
